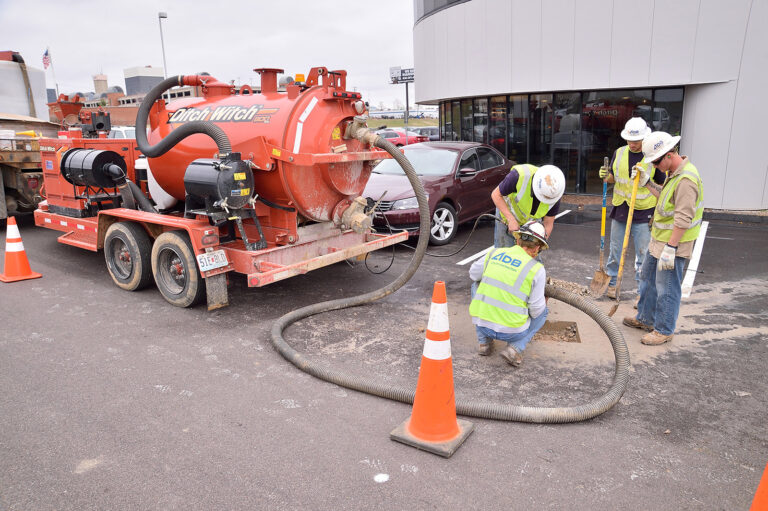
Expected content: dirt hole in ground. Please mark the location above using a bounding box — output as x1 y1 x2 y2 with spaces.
534 320 581 343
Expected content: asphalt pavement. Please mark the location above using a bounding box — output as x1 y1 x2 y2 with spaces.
1 211 767 510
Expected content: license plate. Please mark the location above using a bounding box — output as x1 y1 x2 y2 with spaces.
197 249 228 272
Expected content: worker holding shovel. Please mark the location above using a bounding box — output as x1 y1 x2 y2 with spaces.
599 117 664 304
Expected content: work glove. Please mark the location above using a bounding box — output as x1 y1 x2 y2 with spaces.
658 244 676 271
598 165 609 179
630 164 650 187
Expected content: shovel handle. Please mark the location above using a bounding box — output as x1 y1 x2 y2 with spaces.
614 171 641 300
600 156 609 253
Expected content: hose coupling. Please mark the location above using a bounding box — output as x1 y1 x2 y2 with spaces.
344 115 379 147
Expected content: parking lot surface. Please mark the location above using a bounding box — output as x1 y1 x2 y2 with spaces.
1 212 767 510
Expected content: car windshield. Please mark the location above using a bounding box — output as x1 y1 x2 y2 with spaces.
373 147 457 176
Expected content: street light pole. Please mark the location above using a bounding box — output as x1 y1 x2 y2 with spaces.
158 12 168 79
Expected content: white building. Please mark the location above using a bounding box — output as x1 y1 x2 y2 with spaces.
413 0 768 209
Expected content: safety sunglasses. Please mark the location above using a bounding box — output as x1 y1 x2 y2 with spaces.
652 152 668 166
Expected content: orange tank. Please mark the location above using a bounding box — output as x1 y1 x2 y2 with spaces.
147 67 373 224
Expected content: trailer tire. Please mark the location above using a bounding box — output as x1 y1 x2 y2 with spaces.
151 230 205 308
104 222 153 291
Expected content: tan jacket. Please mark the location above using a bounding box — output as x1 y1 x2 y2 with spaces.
648 157 700 259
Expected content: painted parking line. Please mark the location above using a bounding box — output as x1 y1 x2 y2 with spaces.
682 220 709 298
457 210 572 266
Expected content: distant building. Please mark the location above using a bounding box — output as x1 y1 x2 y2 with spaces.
93 74 108 95
124 66 164 96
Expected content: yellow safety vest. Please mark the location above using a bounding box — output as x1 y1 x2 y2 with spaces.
651 162 704 244
499 164 552 225
611 145 657 210
469 245 542 328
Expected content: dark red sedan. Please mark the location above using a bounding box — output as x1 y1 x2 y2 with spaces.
363 142 512 245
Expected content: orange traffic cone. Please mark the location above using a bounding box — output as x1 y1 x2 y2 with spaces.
751 462 768 510
390 281 473 457
0 217 42 283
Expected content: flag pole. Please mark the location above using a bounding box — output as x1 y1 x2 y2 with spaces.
46 47 59 97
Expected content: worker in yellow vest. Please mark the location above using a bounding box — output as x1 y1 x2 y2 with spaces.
469 220 549 367
623 131 704 345
599 117 665 302
491 164 565 248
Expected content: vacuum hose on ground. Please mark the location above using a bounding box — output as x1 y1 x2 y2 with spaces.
271 130 630 423
135 76 232 158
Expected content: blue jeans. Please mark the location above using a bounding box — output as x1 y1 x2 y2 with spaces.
494 209 516 248
635 252 687 336
475 308 549 353
606 219 651 287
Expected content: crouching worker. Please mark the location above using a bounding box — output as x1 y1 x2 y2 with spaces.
469 220 548 367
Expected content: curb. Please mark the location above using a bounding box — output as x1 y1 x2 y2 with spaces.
561 202 768 224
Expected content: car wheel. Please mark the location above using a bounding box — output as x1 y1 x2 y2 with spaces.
151 231 205 308
104 221 153 291
429 202 457 245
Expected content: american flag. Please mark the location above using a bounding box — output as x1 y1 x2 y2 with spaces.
42 49 50 69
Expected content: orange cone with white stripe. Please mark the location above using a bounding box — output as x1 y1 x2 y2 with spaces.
390 281 473 457
0 217 42 283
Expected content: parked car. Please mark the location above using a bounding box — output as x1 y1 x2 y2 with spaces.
375 128 428 146
108 126 136 139
412 126 440 141
363 142 511 245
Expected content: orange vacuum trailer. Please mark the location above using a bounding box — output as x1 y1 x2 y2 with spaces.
34 67 407 309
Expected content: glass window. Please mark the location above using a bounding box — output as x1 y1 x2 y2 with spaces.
477 147 503 170
552 92 582 192
489 96 507 156
653 88 684 136
461 99 473 141
451 101 461 141
473 98 488 144
508 95 527 164
581 89 652 194
528 94 553 165
458 149 479 171
440 102 449 141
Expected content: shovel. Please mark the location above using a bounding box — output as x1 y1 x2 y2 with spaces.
589 157 611 297
608 167 641 317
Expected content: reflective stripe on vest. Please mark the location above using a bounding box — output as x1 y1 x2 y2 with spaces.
500 164 551 224
469 245 542 328
651 162 704 243
611 145 656 208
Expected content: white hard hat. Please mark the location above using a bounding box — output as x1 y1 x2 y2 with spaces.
532 165 565 205
621 117 651 141
514 219 549 250
642 131 681 163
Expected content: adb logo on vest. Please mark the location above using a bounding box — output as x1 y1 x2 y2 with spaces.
491 252 522 268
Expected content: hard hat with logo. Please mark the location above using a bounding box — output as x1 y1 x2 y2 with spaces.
642 131 681 164
621 117 651 141
532 165 565 205
513 219 549 250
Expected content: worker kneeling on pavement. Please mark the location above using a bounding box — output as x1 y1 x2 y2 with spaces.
623 131 704 346
491 164 565 248
469 220 549 367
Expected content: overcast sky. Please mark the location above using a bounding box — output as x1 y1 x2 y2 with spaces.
2 0 418 109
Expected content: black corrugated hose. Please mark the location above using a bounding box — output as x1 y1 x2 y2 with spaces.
272 128 630 423
135 76 232 158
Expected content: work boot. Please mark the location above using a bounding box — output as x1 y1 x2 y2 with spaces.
622 316 654 332
606 286 617 299
641 330 674 345
478 341 494 356
499 345 523 367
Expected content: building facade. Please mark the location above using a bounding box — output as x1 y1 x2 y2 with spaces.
413 0 768 209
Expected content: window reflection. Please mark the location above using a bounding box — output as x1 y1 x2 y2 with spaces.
529 94 553 165
461 99 473 141
489 96 507 157
507 95 527 164
473 98 488 143
552 92 582 192
451 101 461 141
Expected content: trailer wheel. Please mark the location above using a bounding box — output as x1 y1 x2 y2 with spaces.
104 222 153 291
151 231 205 308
